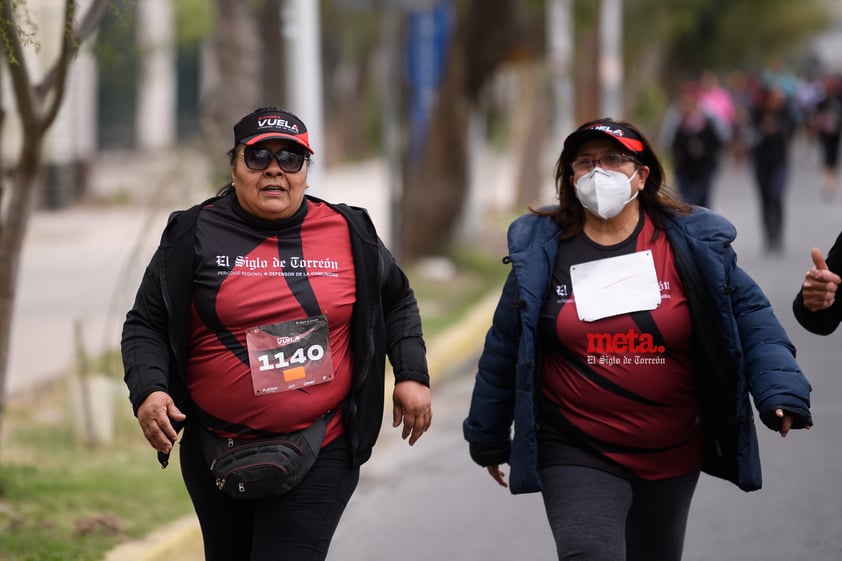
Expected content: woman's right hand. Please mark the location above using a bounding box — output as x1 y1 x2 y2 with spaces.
486 465 509 488
136 391 186 454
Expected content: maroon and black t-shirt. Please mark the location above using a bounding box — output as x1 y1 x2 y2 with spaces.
538 212 704 479
186 196 355 445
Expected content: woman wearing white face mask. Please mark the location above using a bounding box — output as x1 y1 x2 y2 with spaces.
464 118 813 561
572 150 642 220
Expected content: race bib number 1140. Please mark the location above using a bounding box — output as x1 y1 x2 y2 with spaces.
245 314 334 396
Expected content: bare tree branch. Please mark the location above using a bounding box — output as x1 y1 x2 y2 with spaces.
35 0 111 105
0 0 37 126
38 0 77 135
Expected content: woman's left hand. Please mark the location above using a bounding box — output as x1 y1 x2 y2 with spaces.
392 380 432 445
774 408 810 437
776 408 792 437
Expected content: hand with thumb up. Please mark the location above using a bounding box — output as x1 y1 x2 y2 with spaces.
801 247 842 312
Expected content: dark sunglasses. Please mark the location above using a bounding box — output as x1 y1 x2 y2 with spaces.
242 147 308 173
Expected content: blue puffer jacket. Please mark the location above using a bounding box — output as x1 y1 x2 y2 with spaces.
463 207 812 494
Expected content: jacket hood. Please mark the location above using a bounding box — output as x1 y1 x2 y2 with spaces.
666 206 736 246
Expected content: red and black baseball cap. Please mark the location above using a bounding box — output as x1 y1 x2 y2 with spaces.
233 108 314 154
563 120 645 155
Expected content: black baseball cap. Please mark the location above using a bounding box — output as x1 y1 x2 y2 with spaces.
233 108 314 154
563 121 645 155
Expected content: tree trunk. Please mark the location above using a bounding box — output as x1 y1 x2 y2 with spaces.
575 25 601 123
259 0 287 107
512 62 550 208
400 20 471 259
328 45 377 164
0 144 41 423
202 0 261 184
400 0 528 259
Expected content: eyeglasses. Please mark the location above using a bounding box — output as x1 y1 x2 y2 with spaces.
242 147 308 173
571 153 640 174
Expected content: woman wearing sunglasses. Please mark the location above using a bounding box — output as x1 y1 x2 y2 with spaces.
122 107 432 561
463 118 812 561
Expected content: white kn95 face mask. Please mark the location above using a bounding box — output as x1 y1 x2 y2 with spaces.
574 168 639 219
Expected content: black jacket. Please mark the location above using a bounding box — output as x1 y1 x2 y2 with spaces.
121 194 429 467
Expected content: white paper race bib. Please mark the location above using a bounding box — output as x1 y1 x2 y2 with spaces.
570 250 661 322
245 314 334 396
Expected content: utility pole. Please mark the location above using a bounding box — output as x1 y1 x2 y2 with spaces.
599 0 623 119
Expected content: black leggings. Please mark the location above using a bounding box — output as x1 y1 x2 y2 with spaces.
180 428 359 561
540 465 700 561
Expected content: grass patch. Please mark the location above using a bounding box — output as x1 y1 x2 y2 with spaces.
0 380 193 561
406 244 509 337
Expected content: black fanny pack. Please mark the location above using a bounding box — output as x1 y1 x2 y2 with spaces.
195 410 334 500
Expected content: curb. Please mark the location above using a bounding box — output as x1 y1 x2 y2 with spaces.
103 515 202 561
99 291 498 561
